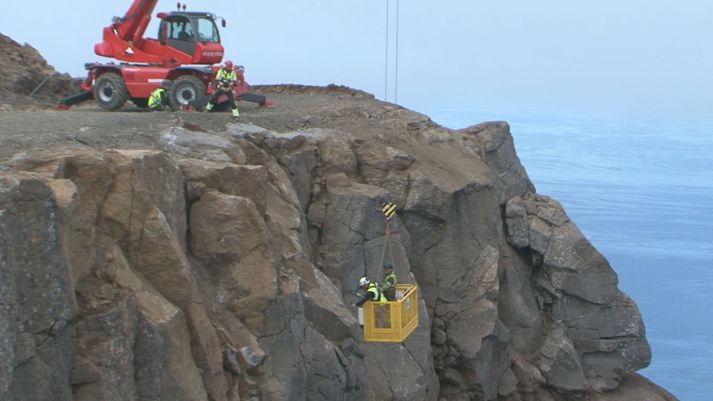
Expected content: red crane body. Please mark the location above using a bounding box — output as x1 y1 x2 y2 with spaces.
73 0 263 111
93 0 224 66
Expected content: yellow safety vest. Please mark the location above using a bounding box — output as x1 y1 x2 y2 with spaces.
383 272 397 289
148 88 167 109
382 272 397 300
215 68 237 89
367 283 386 303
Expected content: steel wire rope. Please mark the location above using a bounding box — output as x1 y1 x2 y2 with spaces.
395 0 400 103
385 0 390 101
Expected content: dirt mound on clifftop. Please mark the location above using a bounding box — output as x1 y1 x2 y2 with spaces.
0 33 80 111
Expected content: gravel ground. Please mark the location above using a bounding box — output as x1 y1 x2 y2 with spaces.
0 86 435 164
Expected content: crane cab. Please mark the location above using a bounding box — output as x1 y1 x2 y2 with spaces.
156 12 225 64
361 284 419 342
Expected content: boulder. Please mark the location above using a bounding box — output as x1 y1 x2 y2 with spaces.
179 159 269 213
528 215 553 256
539 326 587 392
160 126 242 162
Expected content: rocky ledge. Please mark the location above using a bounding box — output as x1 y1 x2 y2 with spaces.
0 87 678 401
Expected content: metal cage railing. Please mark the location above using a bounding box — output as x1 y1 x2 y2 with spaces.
362 284 418 342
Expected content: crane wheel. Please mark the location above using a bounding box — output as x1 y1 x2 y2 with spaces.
93 73 128 110
170 76 206 111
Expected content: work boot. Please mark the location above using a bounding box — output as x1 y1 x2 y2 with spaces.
232 107 240 119
204 103 213 113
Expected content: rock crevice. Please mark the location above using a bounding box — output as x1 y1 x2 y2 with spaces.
0 82 670 400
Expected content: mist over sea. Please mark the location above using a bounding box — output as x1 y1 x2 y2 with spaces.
425 107 713 401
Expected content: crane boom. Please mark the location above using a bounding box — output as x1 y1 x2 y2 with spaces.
94 0 224 66
114 0 159 45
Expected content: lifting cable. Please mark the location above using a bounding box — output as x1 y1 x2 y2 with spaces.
384 0 389 101
383 0 400 103
376 202 398 284
395 0 400 104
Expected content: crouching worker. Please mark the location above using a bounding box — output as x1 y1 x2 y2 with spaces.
204 60 240 119
148 80 173 111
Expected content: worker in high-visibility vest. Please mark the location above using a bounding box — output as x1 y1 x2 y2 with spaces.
204 60 240 119
353 276 389 328
353 277 386 306
381 264 397 301
148 80 172 111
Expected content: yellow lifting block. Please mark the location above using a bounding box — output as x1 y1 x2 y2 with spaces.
362 284 419 342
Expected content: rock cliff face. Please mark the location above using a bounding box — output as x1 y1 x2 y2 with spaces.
0 85 677 401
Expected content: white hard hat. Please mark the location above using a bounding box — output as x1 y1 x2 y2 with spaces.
359 276 369 287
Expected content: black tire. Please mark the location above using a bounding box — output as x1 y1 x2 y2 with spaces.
192 95 210 111
169 75 205 110
240 92 267 106
93 73 128 110
130 98 149 109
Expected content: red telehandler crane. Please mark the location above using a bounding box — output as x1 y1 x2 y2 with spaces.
59 0 269 110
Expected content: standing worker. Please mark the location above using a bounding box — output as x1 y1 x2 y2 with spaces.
382 264 397 301
148 80 172 111
204 60 240 119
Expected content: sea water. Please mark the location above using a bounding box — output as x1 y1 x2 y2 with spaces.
424 107 713 401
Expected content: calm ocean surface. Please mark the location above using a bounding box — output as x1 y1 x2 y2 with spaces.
426 107 713 401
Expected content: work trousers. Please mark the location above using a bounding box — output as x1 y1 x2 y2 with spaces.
209 88 238 111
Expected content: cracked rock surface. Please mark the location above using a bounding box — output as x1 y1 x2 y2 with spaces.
0 85 674 401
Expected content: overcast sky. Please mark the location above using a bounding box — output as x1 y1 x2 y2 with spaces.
2 0 712 118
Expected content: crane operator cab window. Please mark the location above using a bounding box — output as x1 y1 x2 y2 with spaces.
159 15 196 55
168 17 194 41
196 17 220 43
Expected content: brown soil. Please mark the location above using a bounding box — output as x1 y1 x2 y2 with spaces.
0 32 432 153
0 85 436 164
0 33 80 111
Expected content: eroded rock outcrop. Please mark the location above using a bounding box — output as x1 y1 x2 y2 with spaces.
0 87 670 401
0 33 79 110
